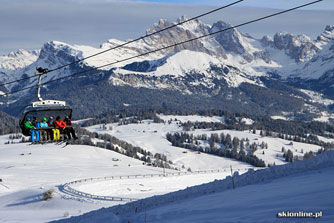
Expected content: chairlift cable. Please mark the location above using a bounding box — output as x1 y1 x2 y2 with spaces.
0 0 244 87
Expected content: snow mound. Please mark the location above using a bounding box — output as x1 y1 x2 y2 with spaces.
52 151 334 223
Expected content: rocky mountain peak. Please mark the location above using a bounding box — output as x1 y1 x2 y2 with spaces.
38 41 80 67
272 32 319 62
175 15 203 27
317 25 334 42
143 17 225 57
6 49 38 58
211 21 255 62
176 15 190 23
325 25 334 32
211 21 243 52
274 32 312 48
176 15 210 36
146 19 173 35
261 35 274 47
40 41 75 55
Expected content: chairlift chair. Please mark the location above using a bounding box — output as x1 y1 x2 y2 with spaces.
19 67 72 136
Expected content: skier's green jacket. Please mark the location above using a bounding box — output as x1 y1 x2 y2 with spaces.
24 121 35 130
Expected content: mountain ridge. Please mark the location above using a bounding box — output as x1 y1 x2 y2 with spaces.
1 17 334 120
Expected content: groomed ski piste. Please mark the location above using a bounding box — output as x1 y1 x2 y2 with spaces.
0 134 251 223
53 150 334 223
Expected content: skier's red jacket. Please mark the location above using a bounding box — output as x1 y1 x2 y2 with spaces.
55 120 67 128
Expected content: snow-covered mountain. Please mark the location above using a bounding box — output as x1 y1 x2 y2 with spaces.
1 17 334 119
0 49 39 86
0 49 39 71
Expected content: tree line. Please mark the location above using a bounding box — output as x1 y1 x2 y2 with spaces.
166 132 266 167
80 109 164 127
82 108 334 141
282 146 328 163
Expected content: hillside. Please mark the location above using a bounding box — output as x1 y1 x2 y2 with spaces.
53 151 334 223
1 112 333 223
84 113 331 168
0 133 249 223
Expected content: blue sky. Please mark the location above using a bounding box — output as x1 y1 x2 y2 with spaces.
1 0 333 55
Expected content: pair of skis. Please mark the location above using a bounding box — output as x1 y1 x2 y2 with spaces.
55 139 74 148
27 139 74 148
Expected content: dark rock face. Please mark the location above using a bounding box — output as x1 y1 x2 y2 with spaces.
317 25 334 42
145 18 226 58
272 32 320 62
211 21 254 62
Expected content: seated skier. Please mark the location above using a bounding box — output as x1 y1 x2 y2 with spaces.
24 117 39 143
39 117 49 141
48 116 60 141
55 116 67 140
64 116 77 139
31 116 44 142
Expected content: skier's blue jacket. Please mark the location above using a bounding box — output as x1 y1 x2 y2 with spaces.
40 122 48 128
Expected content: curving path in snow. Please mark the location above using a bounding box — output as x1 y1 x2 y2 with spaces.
60 167 259 203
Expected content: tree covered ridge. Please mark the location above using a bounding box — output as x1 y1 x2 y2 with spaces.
2 72 325 120
82 108 334 139
0 111 19 135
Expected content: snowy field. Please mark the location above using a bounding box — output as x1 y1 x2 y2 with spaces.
71 171 231 200
0 135 242 223
0 115 331 222
86 120 253 171
86 115 322 167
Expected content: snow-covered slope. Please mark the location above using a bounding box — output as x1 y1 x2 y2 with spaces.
86 115 322 167
53 151 334 223
0 49 39 71
0 141 148 223
0 49 39 87
0 134 240 223
86 119 253 171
